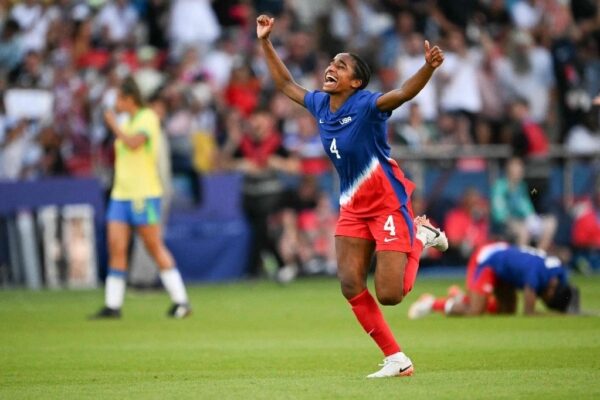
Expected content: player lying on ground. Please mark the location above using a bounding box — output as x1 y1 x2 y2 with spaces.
257 15 447 378
408 242 580 318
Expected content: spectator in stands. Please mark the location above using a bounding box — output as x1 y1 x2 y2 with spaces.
393 103 436 148
9 0 48 52
437 29 482 134
278 175 337 282
284 31 317 83
168 0 221 58
36 124 65 178
8 50 52 88
509 0 543 30
491 157 556 251
133 46 164 100
201 32 238 91
571 178 600 271
509 98 549 157
444 188 490 265
0 118 28 179
393 32 439 124
144 0 169 50
95 0 138 48
0 19 23 73
379 9 415 68
495 30 555 125
565 111 600 156
225 60 262 118
162 84 201 205
282 110 330 178
224 107 300 278
433 0 479 33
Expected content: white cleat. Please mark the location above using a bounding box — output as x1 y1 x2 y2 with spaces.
367 352 414 378
408 293 435 320
276 264 299 284
415 216 448 252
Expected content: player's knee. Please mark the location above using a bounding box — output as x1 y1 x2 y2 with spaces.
340 279 366 300
377 291 404 306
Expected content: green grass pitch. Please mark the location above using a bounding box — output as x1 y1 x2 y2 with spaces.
1 276 600 400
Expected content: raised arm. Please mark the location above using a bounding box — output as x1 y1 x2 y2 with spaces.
104 110 147 150
376 40 444 112
257 15 307 106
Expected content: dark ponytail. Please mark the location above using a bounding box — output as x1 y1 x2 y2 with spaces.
348 53 371 90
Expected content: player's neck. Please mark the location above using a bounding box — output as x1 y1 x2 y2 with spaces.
329 90 356 113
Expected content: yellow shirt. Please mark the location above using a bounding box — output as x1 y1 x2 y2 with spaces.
111 108 163 200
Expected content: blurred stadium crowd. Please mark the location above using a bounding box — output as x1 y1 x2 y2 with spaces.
0 0 599 280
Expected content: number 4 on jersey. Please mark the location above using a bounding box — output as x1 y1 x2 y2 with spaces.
330 138 341 159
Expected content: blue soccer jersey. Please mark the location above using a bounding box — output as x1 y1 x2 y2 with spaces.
473 244 568 295
304 90 415 217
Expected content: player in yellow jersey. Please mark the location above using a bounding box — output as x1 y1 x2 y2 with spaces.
92 77 191 319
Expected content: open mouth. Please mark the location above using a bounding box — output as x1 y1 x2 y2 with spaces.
325 73 338 84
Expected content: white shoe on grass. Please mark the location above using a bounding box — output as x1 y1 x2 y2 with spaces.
276 264 298 284
415 216 448 251
367 352 414 378
408 293 435 320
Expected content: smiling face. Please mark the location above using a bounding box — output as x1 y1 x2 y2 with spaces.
322 53 363 94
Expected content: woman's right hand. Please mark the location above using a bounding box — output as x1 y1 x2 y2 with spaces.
256 15 274 39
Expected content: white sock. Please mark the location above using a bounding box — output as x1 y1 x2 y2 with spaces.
105 269 126 309
160 268 188 304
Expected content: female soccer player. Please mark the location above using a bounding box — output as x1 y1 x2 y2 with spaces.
92 77 191 319
408 243 580 318
257 15 448 377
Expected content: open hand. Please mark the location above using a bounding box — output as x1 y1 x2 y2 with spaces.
256 15 274 39
424 40 444 69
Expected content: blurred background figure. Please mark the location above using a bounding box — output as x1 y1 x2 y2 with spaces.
571 177 600 272
491 157 556 251
444 188 490 265
223 107 300 279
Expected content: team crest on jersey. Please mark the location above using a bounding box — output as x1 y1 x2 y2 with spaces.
339 116 352 125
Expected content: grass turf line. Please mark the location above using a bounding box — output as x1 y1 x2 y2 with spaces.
1 276 599 400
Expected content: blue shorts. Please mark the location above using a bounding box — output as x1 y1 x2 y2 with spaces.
107 197 161 226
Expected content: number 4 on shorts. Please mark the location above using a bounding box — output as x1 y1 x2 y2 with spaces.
384 215 396 236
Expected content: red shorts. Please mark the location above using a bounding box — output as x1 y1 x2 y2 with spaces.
466 256 497 296
335 203 415 253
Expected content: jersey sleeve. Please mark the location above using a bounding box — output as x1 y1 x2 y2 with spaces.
365 91 392 122
304 91 326 118
137 110 161 154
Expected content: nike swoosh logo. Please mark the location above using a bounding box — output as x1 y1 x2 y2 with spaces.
319 119 325 123
384 237 398 243
399 365 413 373
422 225 440 238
